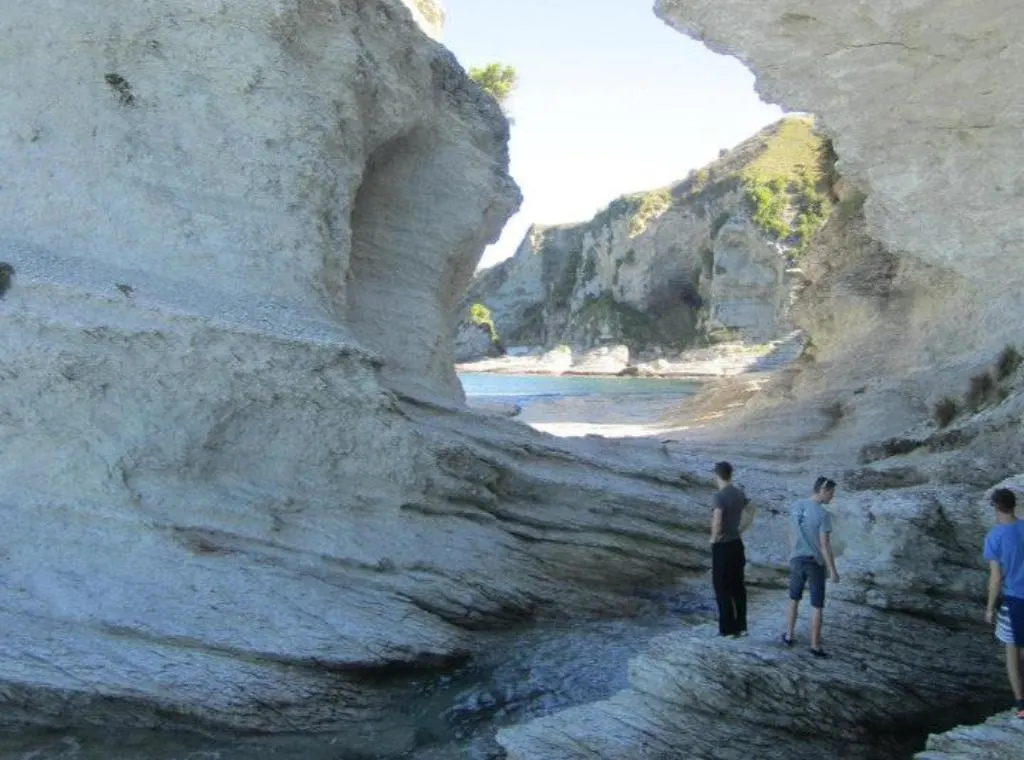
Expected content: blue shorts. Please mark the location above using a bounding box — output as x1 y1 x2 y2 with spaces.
996 596 1024 647
788 556 826 609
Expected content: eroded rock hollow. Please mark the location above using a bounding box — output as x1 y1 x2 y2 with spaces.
0 0 714 752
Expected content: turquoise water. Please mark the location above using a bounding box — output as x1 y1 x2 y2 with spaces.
457 373 701 400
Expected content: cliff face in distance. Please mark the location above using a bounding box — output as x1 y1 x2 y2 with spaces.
456 116 834 361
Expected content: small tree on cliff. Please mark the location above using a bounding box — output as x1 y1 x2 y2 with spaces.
469 63 519 111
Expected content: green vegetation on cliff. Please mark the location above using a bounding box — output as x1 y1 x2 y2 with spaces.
627 189 673 237
740 116 833 252
468 63 519 107
584 116 833 251
469 302 500 344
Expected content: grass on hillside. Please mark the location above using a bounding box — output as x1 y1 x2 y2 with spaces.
627 189 673 237
741 116 824 188
581 116 834 253
739 116 833 253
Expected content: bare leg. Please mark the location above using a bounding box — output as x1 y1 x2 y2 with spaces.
1006 645 1023 702
786 600 799 639
810 607 824 650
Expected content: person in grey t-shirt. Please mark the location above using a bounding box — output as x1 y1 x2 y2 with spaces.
710 461 755 637
781 476 840 657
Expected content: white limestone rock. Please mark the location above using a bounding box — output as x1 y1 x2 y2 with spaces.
707 216 790 341
918 711 1024 759
0 0 739 740
0 0 518 403
656 0 1024 348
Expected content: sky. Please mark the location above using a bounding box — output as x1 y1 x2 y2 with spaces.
439 0 784 269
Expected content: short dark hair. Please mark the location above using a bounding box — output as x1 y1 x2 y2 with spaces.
992 488 1017 513
814 476 836 493
714 461 733 481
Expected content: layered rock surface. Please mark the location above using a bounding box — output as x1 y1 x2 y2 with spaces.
918 712 1024 759
497 446 1023 758
456 117 830 361
0 0 727 747
495 1 1024 757
3 0 1024 755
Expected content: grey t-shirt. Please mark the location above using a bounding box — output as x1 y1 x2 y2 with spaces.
790 498 833 565
713 484 749 544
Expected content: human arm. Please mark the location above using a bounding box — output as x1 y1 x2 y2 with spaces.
710 507 723 543
984 533 1002 623
738 500 758 534
820 531 839 582
986 560 1002 624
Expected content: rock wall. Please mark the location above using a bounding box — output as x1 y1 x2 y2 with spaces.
0 0 721 745
0 0 514 404
657 0 1024 352
457 117 830 360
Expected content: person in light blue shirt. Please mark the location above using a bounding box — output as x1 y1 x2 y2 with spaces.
781 476 840 658
983 487 1024 719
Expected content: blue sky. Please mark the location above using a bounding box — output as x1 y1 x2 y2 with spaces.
440 0 784 268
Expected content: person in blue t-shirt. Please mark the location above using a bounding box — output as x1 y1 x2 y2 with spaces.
983 487 1024 719
781 476 840 658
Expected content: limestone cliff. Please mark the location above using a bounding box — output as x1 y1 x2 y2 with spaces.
457 117 832 360
656 0 1024 354
0 0 706 747
496 1 1024 758
4 0 1024 754
1 0 511 405
0 2 808 752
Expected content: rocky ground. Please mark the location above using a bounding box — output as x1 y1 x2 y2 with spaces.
917 713 1024 759
494 369 1024 758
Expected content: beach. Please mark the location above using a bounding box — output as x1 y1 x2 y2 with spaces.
460 372 702 438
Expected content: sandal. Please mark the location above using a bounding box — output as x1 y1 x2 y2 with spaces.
780 633 794 647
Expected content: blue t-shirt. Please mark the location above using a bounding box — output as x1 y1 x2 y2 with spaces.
789 498 833 566
984 520 1024 600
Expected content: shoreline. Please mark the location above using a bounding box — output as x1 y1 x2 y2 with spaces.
456 365 729 379
456 331 805 381
464 382 701 440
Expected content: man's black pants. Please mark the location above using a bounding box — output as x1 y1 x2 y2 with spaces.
712 538 747 636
